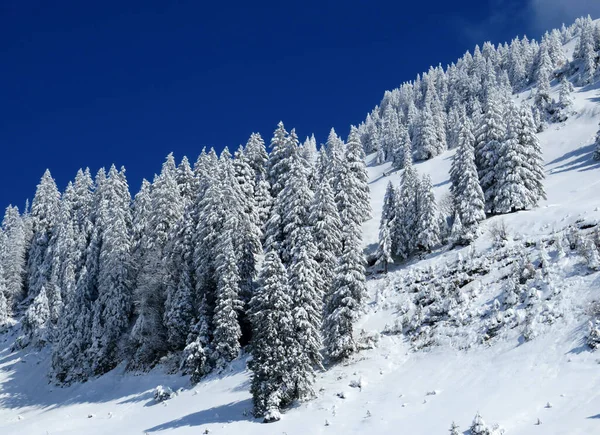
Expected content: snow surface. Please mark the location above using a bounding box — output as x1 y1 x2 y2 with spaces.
3 45 600 435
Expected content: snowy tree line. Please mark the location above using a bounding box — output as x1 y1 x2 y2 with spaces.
0 122 370 421
372 17 600 268
359 16 600 168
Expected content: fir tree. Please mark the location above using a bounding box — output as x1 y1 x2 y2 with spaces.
413 101 439 160
380 105 400 163
493 103 545 214
176 156 196 205
395 152 420 259
288 227 323 399
449 213 465 247
278 151 313 264
336 126 371 238
309 178 342 303
554 76 574 122
534 41 553 113
449 421 461 435
1 206 27 310
325 128 345 197
470 411 491 435
575 17 597 85
163 213 195 352
212 230 243 367
518 105 546 205
475 89 506 212
0 263 8 326
267 122 295 197
248 250 294 419
324 223 366 362
451 115 486 240
232 146 262 309
415 175 440 252
244 132 269 184
375 219 393 273
130 154 183 368
594 121 600 161
27 170 61 302
89 166 133 375
22 285 50 346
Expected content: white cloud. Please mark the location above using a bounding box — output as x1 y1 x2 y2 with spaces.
529 0 600 31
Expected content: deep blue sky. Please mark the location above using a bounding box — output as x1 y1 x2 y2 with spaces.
0 0 596 211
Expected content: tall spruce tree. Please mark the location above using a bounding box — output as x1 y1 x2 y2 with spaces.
475 90 506 212
594 121 600 161
415 175 440 252
336 127 371 241
130 154 183 368
26 170 61 300
288 226 322 399
375 219 393 273
518 105 546 205
324 222 366 362
309 177 342 305
1 206 27 310
451 115 486 241
0 262 8 326
212 229 243 367
394 152 420 259
89 166 133 375
248 250 294 421
23 170 61 342
244 132 269 184
325 128 345 198
493 103 545 213
267 122 294 197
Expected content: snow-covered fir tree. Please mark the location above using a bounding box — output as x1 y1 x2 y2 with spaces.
376 219 393 273
163 204 196 352
1 206 27 310
287 226 323 399
594 121 600 161
309 177 342 303
336 126 371 239
451 115 486 241
23 170 61 340
0 263 9 327
267 122 295 198
26 171 61 299
394 151 420 259
415 175 440 252
89 165 133 375
493 103 545 214
130 154 183 369
22 284 50 346
212 229 243 367
534 40 553 113
324 196 367 362
325 128 346 194
449 421 461 435
176 155 196 205
244 132 269 183
470 411 492 435
574 16 598 85
475 89 506 212
232 146 263 312
248 250 294 421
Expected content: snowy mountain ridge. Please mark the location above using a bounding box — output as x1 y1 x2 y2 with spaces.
2 16 600 435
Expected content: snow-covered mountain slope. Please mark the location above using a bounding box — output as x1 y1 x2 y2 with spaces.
3 37 600 435
2 86 599 435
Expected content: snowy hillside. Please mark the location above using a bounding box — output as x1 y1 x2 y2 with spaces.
3 18 600 435
2 78 600 435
